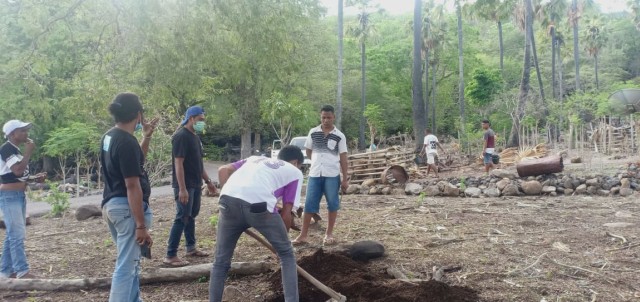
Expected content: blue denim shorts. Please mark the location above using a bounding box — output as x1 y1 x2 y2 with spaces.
483 152 493 164
304 176 340 213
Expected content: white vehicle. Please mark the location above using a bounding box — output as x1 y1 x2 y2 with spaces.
271 136 311 171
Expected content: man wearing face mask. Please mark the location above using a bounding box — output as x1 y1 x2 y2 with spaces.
164 106 217 266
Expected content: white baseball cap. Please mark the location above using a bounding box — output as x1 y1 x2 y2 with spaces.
3 120 32 138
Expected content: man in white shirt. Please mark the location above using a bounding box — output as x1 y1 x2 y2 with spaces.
419 128 445 178
209 145 304 302
293 105 348 246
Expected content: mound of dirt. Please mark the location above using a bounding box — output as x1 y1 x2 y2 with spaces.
265 249 479 302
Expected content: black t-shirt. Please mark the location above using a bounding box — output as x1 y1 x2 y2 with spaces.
0 142 29 184
100 128 151 207
171 127 204 189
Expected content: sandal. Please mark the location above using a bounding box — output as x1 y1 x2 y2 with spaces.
185 249 210 257
163 257 190 267
292 238 309 246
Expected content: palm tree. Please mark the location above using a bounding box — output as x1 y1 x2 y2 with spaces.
426 2 447 133
514 1 545 101
583 15 607 90
347 0 379 150
538 0 568 100
455 0 466 146
509 0 534 147
569 0 581 91
472 0 514 75
336 0 344 128
413 0 426 150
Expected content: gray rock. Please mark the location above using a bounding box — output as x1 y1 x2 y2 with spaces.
490 169 516 179
597 189 610 196
349 240 385 261
361 179 377 187
572 179 582 189
346 184 361 195
392 188 406 195
587 186 598 195
542 186 557 194
550 191 558 197
502 184 520 196
464 187 482 198
404 183 423 195
424 185 440 197
564 188 574 195
75 204 102 221
585 178 599 186
360 185 371 195
483 187 501 197
496 178 511 191
368 187 379 195
563 179 574 189
381 187 392 195
575 184 587 194
521 181 543 195
619 188 634 197
610 186 620 195
602 178 620 190
621 178 630 189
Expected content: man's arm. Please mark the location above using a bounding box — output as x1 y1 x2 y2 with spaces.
437 142 446 153
140 117 159 157
9 139 35 176
339 152 349 192
217 164 237 188
124 176 152 246
306 148 312 159
175 157 189 204
202 167 218 195
419 143 427 156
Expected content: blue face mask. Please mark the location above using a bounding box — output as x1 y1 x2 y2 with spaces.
135 122 143 132
193 121 205 133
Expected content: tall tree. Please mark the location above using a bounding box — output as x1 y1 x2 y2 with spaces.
539 0 568 100
412 0 426 150
455 0 466 145
515 1 545 101
583 15 607 90
570 0 581 91
630 0 640 31
337 0 344 129
509 0 534 147
347 0 379 150
472 0 513 75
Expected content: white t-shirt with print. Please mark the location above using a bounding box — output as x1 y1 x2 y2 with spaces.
423 134 439 154
305 125 348 178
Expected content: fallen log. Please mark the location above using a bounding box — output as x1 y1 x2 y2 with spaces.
0 262 270 291
516 154 563 177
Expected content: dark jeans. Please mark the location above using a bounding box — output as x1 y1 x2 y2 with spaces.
209 195 298 302
166 187 201 257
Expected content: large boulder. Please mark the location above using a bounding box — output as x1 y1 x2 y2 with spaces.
424 185 440 197
586 186 598 195
575 184 588 194
361 179 377 187
621 178 631 189
496 178 511 191
564 188 574 195
439 182 460 197
349 240 385 262
490 169 516 179
585 178 599 187
502 184 520 196
346 184 361 195
75 204 102 221
521 180 543 195
404 183 423 195
483 187 501 198
619 188 634 197
464 187 482 198
542 186 557 194
380 187 393 195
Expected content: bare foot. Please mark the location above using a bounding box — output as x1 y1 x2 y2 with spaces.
292 235 309 245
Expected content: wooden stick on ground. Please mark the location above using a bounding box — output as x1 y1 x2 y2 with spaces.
244 229 347 302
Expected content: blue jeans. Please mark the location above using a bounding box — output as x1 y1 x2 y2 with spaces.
304 176 341 213
0 190 28 278
167 187 201 257
103 197 153 302
210 195 298 302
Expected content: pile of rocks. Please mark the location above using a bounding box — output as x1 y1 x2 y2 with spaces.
344 168 639 198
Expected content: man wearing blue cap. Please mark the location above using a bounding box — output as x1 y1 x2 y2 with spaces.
164 106 217 266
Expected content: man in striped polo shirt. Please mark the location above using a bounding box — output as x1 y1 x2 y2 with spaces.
293 105 349 246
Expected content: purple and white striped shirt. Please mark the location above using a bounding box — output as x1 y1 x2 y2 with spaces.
220 156 303 213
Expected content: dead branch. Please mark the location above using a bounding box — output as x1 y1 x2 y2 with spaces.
605 232 628 244
507 253 547 276
607 242 640 252
0 262 270 291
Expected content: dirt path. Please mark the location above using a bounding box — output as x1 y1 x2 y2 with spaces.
25 161 225 217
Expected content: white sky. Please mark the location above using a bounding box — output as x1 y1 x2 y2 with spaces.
319 0 631 16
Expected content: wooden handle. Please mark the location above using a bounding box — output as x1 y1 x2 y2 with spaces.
244 229 347 302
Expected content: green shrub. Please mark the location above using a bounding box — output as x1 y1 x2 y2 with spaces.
30 181 70 217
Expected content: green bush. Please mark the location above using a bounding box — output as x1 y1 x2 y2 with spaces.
30 181 70 217
203 145 224 161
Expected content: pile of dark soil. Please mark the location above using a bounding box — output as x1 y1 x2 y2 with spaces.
265 249 479 302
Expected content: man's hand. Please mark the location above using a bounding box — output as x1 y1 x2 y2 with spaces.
24 138 35 154
280 210 292 232
340 178 349 193
34 172 47 183
178 189 189 204
142 117 160 138
135 228 153 247
206 182 218 197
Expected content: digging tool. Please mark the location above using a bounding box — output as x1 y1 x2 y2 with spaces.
244 229 347 302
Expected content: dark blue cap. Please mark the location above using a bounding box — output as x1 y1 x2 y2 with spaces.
181 106 205 125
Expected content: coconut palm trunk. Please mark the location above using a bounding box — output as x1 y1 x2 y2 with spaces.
412 0 426 150
336 0 344 128
509 0 533 147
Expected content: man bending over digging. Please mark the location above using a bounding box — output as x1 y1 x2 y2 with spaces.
209 145 304 302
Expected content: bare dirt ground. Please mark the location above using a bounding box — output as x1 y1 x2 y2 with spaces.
2 151 640 302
